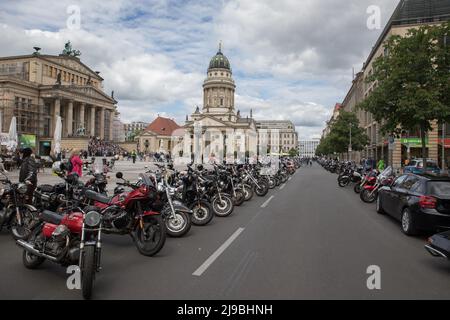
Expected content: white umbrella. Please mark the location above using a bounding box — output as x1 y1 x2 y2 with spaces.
53 116 62 155
7 116 17 152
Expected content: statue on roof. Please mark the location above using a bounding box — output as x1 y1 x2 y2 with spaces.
62 41 81 57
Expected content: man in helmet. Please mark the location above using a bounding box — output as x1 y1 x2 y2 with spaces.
18 148 37 204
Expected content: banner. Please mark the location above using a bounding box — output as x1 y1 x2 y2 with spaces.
19 134 36 148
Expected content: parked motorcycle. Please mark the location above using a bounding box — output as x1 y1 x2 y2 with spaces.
16 207 103 299
360 167 394 203
0 168 39 240
86 172 166 256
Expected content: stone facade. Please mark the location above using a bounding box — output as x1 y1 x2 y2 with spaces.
0 48 117 155
184 45 258 161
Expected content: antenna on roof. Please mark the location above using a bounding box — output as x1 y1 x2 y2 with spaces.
219 40 222 53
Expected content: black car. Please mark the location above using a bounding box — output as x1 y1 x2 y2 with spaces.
377 173 450 236
425 231 450 259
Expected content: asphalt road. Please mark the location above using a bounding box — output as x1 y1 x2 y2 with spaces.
1 164 450 300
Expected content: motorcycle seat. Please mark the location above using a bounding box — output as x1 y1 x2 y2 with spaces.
41 210 63 225
85 189 112 204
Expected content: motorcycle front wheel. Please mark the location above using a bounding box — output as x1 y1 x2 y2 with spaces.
254 181 269 197
267 178 276 189
190 201 214 226
360 189 378 203
81 245 96 300
242 184 254 201
338 177 350 187
165 211 191 238
134 215 166 256
212 194 234 217
233 189 245 206
11 207 37 240
354 183 362 194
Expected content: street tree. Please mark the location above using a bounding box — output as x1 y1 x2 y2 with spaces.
358 22 450 169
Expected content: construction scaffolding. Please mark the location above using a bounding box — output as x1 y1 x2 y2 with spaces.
0 98 51 138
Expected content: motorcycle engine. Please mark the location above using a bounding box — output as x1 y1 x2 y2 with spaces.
40 225 70 257
103 206 130 229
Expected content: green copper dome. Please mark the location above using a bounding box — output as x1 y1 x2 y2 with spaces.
208 48 231 71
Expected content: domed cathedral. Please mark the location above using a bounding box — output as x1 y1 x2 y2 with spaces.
184 43 258 161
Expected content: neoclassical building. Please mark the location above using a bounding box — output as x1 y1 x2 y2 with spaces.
184 45 258 161
0 43 117 154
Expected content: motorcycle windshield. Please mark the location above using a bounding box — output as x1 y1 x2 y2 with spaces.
92 162 103 174
139 173 155 188
380 166 393 178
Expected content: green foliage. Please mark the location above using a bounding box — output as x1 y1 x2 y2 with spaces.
316 111 369 156
289 148 298 157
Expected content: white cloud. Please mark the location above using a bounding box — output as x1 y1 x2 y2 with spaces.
0 0 402 139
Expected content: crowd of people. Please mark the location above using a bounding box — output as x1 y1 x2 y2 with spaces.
88 137 126 157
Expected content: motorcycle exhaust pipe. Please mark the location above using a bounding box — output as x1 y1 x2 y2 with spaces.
16 240 59 262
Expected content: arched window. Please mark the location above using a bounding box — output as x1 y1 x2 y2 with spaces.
220 98 224 106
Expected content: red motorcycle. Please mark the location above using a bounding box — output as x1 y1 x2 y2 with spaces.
84 172 166 257
16 207 103 299
360 167 395 203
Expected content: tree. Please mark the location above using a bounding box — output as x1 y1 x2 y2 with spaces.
328 111 369 154
289 148 298 157
316 111 369 157
358 22 450 169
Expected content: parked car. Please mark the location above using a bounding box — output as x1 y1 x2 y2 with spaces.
425 231 450 259
377 173 450 235
403 159 440 174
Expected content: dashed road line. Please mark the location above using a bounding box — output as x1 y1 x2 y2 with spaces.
193 228 245 277
261 195 275 208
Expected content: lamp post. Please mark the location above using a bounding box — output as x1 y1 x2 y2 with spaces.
348 123 352 161
442 35 448 174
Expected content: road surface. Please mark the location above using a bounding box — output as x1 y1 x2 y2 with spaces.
1 164 449 299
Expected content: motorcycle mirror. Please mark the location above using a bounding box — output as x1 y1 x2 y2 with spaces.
116 172 123 179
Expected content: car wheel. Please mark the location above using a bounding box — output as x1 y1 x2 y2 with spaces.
401 208 418 236
376 195 385 214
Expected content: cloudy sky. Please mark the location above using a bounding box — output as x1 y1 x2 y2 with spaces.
0 0 399 139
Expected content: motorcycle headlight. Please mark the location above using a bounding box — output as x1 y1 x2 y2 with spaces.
17 183 28 194
85 211 102 227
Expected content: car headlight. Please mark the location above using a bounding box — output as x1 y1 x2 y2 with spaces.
85 211 102 227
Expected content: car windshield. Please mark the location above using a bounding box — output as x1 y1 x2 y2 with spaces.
427 181 450 197
409 160 418 166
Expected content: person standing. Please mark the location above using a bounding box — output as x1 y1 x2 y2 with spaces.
18 148 37 204
131 150 137 164
70 149 83 177
377 159 385 172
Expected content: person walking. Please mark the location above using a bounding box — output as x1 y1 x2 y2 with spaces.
70 149 83 177
18 148 37 204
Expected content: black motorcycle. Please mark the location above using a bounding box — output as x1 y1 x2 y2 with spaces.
0 170 39 240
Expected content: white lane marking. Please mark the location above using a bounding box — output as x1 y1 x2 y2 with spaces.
261 195 275 208
193 228 245 277
280 183 286 190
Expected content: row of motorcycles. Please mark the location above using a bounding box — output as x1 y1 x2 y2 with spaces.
321 159 396 203
0 157 300 299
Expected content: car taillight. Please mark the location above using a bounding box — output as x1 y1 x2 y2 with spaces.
419 196 437 209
